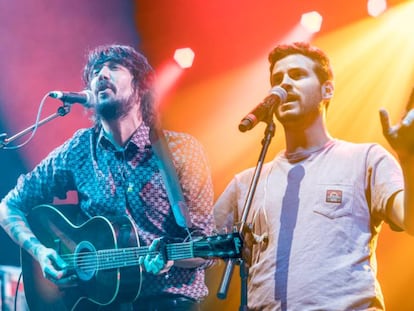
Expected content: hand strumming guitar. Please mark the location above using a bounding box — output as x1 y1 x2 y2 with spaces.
33 244 78 286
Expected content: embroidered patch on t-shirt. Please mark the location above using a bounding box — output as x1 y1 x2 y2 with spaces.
326 189 343 203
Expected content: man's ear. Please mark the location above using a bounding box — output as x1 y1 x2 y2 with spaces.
321 81 334 100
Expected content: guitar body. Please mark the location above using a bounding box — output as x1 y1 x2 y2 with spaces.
21 204 142 311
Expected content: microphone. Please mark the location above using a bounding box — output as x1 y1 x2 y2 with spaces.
238 86 287 132
48 90 96 108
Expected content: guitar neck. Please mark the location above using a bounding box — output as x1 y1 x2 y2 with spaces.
128 242 194 260
92 242 194 271
165 241 194 260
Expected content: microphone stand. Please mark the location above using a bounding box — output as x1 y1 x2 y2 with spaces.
0 104 71 149
217 112 277 311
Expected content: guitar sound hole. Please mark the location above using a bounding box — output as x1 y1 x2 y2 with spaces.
74 241 98 281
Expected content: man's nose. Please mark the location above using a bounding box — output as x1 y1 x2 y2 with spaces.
97 66 110 80
280 74 293 86
280 75 293 91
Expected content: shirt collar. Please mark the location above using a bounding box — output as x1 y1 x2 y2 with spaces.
97 122 152 152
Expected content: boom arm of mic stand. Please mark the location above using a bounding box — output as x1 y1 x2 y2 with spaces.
216 115 277 305
0 105 71 149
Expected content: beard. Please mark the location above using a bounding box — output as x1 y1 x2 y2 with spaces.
95 93 137 121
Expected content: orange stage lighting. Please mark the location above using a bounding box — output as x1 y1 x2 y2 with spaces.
300 11 323 33
368 0 388 16
174 47 195 69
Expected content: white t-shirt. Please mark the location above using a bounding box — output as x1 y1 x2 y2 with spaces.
214 139 403 311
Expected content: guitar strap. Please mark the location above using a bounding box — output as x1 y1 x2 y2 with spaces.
149 127 193 229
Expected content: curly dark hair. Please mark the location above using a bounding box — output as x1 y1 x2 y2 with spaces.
83 44 158 128
268 42 333 86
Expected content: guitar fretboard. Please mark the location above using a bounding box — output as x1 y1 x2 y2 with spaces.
61 241 196 272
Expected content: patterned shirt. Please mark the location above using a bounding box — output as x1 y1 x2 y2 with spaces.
3 122 215 301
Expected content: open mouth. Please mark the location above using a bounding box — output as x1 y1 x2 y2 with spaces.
97 81 115 93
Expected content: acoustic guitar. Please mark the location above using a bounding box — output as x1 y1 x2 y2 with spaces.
21 204 242 311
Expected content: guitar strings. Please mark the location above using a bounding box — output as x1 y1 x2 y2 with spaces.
56 242 201 271
54 236 232 273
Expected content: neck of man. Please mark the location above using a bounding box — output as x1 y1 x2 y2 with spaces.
101 105 143 148
283 114 332 155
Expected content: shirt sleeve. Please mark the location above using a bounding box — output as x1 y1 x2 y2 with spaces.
367 144 404 230
2 130 85 214
168 132 215 237
214 177 239 231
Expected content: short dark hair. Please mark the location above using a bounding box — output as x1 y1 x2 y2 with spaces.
268 42 333 86
83 44 157 127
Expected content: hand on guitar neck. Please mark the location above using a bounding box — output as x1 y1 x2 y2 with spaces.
138 238 208 275
138 238 174 275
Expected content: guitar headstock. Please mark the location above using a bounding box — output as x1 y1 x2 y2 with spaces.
192 232 243 259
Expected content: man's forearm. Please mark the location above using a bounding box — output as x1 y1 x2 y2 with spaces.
399 156 414 235
0 202 42 257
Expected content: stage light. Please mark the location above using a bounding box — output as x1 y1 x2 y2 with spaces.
300 11 323 33
173 47 195 69
367 0 387 17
